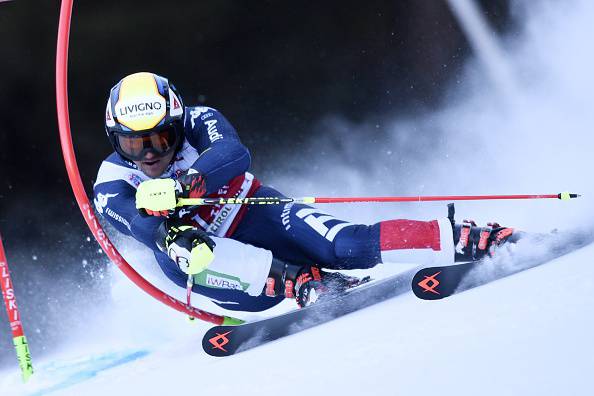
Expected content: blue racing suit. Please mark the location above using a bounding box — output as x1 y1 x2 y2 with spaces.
94 106 453 312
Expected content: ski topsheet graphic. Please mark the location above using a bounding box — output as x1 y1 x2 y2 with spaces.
202 267 419 357
412 262 477 300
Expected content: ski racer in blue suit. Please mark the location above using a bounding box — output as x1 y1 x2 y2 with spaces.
94 72 517 312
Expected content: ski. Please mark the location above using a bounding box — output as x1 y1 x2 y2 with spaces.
412 261 476 300
202 268 418 356
412 229 594 300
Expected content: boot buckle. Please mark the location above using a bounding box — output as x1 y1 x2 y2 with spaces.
455 222 472 254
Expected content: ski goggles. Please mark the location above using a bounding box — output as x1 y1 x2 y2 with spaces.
113 124 180 161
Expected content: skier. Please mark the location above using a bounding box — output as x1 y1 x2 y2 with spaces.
94 72 517 312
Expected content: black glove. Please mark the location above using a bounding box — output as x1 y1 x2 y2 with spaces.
178 170 207 199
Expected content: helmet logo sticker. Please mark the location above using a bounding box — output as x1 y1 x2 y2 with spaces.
169 88 183 117
115 72 167 131
115 97 166 131
105 98 115 128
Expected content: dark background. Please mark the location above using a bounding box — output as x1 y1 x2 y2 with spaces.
0 0 512 365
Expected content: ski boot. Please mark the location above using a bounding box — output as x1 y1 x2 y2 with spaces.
447 203 522 262
265 258 368 308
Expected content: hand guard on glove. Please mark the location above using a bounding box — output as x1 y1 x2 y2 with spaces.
177 169 207 199
135 170 207 217
164 225 216 275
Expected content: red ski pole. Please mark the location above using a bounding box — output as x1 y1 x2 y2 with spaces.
177 192 580 206
0 233 33 382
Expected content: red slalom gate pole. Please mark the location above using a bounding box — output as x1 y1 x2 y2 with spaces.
0 234 33 382
55 0 241 325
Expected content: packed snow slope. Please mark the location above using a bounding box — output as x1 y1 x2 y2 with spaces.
1 238 593 396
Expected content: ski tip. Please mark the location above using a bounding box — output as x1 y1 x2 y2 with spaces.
558 192 580 200
202 326 239 357
411 268 447 300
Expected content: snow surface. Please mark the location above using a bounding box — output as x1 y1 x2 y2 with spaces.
1 238 593 396
3 0 594 394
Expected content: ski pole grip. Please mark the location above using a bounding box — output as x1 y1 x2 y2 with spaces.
558 192 580 200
